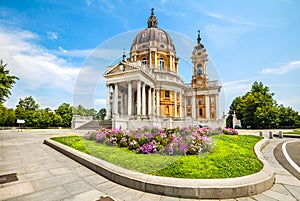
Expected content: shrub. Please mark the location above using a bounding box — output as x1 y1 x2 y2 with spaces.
222 128 239 135
84 126 226 156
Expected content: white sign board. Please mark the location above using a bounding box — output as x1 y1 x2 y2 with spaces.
17 119 25 124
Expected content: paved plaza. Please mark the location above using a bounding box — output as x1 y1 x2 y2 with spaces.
0 129 299 201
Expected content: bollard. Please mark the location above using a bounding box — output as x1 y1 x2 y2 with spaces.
269 131 273 139
279 131 283 138
259 131 263 137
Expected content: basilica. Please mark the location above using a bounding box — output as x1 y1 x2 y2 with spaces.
103 9 222 129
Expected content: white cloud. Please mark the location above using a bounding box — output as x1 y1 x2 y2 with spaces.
54 46 121 59
277 97 300 112
47 31 58 40
0 27 80 94
94 98 106 108
223 77 261 96
58 46 68 53
261 60 300 75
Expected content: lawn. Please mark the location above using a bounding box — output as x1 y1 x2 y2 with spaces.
284 129 300 135
51 134 263 179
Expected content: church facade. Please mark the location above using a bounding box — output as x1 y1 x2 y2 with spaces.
104 9 222 129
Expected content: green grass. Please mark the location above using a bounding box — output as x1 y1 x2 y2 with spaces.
51 135 263 179
284 129 300 135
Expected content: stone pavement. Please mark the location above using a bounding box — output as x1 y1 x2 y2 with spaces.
0 129 299 201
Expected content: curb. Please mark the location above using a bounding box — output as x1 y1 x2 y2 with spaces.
44 138 275 199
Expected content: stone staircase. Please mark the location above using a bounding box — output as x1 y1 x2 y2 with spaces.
76 120 112 130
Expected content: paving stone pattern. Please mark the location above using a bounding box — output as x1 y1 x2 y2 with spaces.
0 130 299 201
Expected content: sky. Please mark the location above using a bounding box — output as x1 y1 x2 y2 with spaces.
1 0 300 114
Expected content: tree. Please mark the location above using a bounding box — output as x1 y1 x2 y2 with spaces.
73 105 97 119
0 104 16 126
226 96 242 128
15 96 39 127
97 108 106 120
31 109 53 128
52 113 63 127
0 59 19 103
16 96 39 111
86 108 97 119
73 105 86 116
227 82 280 129
55 103 73 127
278 105 300 128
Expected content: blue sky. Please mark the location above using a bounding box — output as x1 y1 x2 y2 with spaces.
1 0 300 113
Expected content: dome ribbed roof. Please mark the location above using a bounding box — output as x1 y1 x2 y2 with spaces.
130 8 175 52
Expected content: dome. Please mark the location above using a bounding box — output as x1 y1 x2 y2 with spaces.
130 9 175 52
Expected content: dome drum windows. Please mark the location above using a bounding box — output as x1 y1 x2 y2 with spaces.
159 57 165 70
165 90 170 98
142 57 147 66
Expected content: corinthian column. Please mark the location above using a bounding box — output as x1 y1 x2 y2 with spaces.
174 91 177 117
137 80 141 115
127 81 132 116
156 89 160 116
148 88 152 115
142 82 146 115
180 91 182 118
192 93 196 119
206 95 210 119
105 84 111 119
113 83 119 115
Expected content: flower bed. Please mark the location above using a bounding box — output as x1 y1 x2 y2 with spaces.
84 126 238 156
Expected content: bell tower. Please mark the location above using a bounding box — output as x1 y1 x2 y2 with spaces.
191 30 208 88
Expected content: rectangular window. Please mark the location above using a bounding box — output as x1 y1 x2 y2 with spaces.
187 99 191 105
198 98 203 105
211 108 215 118
187 109 191 116
211 97 215 105
165 90 170 98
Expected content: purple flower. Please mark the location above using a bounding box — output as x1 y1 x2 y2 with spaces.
180 143 188 151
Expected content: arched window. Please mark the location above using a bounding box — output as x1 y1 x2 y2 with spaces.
197 64 203 75
199 108 203 116
160 57 165 70
165 106 169 114
142 57 147 66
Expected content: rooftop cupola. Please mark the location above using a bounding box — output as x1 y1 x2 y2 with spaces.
147 8 158 28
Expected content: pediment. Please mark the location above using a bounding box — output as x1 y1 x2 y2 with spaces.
104 62 140 77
